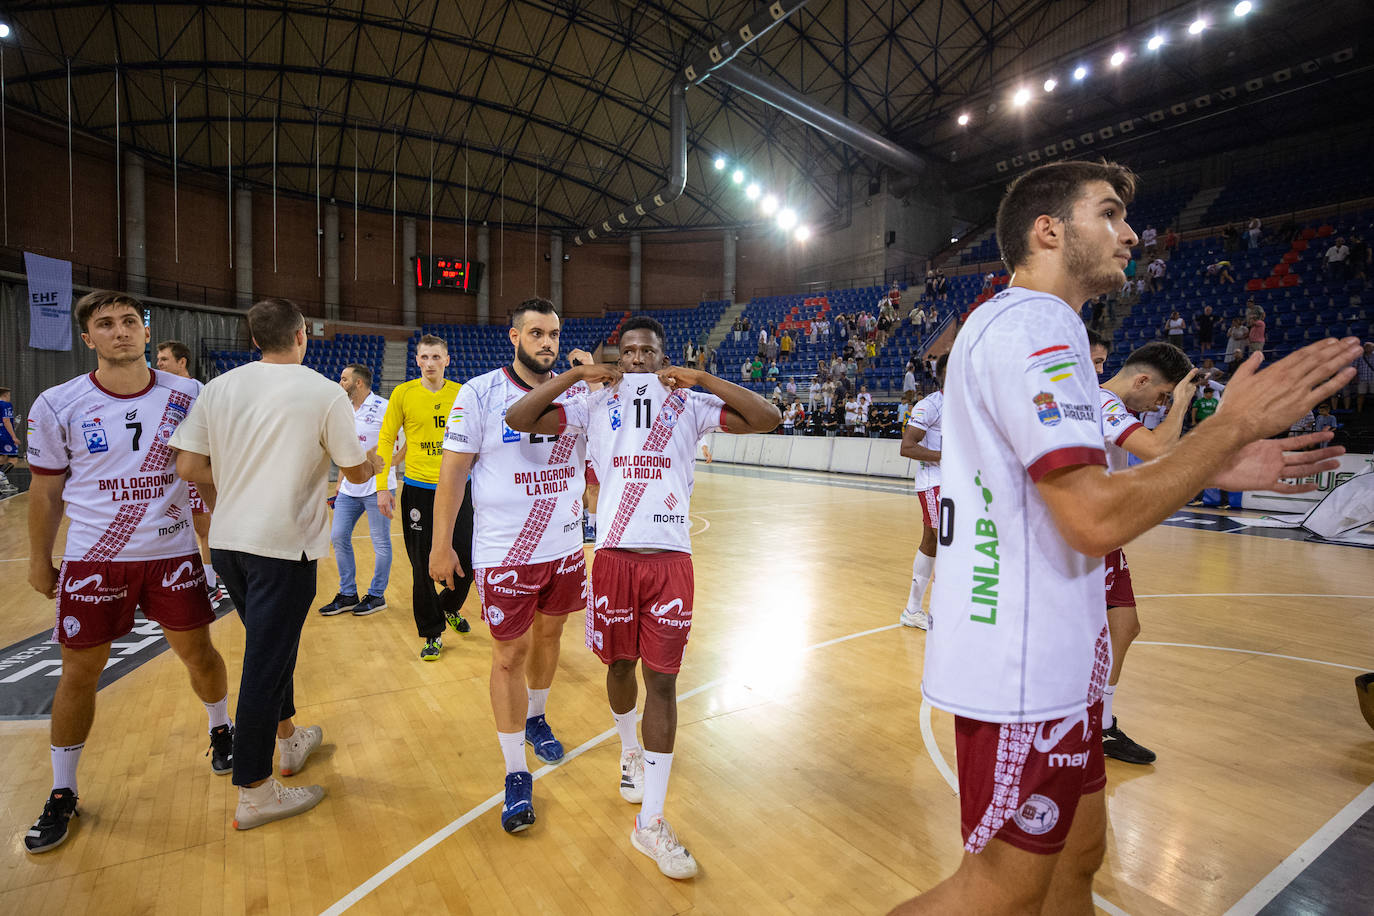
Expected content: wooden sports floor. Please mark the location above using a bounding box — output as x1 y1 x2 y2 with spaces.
1 464 1371 915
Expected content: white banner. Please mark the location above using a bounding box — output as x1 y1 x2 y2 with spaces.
25 251 74 351
1244 453 1374 513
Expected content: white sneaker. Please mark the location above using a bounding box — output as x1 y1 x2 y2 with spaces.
630 813 699 879
900 607 930 630
233 778 324 830
619 748 645 803
278 725 323 776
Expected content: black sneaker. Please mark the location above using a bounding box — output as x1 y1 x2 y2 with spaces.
208 724 234 774
439 588 472 634
24 788 79 854
420 638 443 661
318 593 360 616
1102 717 1157 765
351 594 387 616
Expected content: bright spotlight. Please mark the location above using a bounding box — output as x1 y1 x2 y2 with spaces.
1043 78 1058 93
1110 50 1126 67
1234 1 1253 16
713 156 726 170
745 183 760 200
1147 34 1164 51
794 225 811 242
1189 18 1207 34
957 113 970 126
760 194 778 215
0 23 11 39
731 169 744 184
777 208 797 230
1012 87 1031 107
1073 65 1088 81
950 237 959 243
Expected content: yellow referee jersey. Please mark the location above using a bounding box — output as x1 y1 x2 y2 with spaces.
376 378 461 488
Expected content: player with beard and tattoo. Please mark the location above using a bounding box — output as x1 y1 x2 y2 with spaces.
428 298 596 833
897 161 1358 915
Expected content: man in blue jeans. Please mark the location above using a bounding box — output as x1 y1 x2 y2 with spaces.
319 364 395 616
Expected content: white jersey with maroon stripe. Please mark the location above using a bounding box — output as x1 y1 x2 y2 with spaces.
558 374 725 553
25 370 201 562
1099 387 1145 472
907 389 944 491
443 366 588 567
339 391 396 498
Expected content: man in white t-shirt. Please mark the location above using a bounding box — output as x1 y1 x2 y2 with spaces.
316 363 396 617
899 354 946 630
154 339 227 608
427 298 594 835
899 161 1357 915
506 315 779 881
22 293 231 854
1088 334 1197 766
172 298 380 832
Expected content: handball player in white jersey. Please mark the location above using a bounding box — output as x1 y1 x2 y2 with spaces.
21 292 232 854
1088 333 1197 766
506 316 779 879
899 353 947 629
428 297 595 834
899 161 1356 915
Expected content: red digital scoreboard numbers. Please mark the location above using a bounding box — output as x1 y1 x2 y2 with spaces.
414 256 480 292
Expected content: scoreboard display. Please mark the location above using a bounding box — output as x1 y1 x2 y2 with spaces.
414 256 482 292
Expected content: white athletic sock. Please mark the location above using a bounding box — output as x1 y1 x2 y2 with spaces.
498 730 527 774
1102 685 1116 728
204 564 218 588
51 743 84 793
613 708 640 753
526 687 550 720
906 551 935 612
205 695 231 731
638 750 673 826
587 512 597 528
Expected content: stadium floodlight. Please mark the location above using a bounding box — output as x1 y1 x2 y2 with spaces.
1073 65 1088 80
1012 87 1031 107
0 23 10 38
713 156 726 170
1043 78 1058 92
1234 1 1253 16
731 169 744 184
760 194 779 215
950 236 959 243
777 208 797 230
1110 50 1126 67
1189 18 1207 34
1147 34 1165 51
745 183 760 200
957 113 970 126
794 225 812 242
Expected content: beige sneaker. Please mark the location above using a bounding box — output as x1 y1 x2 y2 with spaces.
630 813 699 879
233 779 324 830
278 725 323 776
619 748 645 803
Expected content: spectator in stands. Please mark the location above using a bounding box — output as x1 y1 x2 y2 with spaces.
732 319 743 343
779 331 793 361
1314 404 1339 434
903 363 918 394
981 272 995 293
1288 408 1316 437
1141 225 1158 258
909 302 926 339
706 347 718 376
741 315 750 334
897 390 916 426
1247 312 1266 357
823 400 840 437
877 302 895 347
1205 258 1235 285
927 305 940 332
1123 255 1137 288
933 270 948 301
765 335 779 364
1246 217 1262 249
683 340 697 369
1193 305 1217 351
771 381 783 406
1198 358 1226 398
924 269 936 300
1349 233 1369 282
1245 297 1265 323
809 321 819 347
833 313 847 344
1090 296 1106 331
808 376 821 411
757 327 768 358
821 378 835 411
843 393 861 436
1146 257 1167 294
1163 227 1179 255
767 360 780 386
1325 237 1350 282
750 355 764 387
816 358 830 381
1348 341 1374 413
844 353 858 380
740 358 751 384
785 377 797 403
829 354 843 379
780 402 800 435
1222 224 1240 252
1225 317 1248 371
1163 310 1186 346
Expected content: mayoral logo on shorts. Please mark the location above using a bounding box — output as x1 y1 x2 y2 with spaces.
486 606 505 626
1013 794 1060 836
1033 392 1062 427
62 616 81 638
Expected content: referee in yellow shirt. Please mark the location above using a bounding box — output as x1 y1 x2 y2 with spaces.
376 334 473 660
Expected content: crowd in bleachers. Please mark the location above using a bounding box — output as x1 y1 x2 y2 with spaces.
208 333 385 390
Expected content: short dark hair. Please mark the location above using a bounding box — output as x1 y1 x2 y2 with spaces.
511 297 557 328
75 290 143 332
416 333 448 352
344 363 373 387
157 339 191 366
995 160 1138 271
1086 329 1113 352
1121 341 1192 384
935 353 949 380
620 316 666 348
247 298 304 352
0 386 11 398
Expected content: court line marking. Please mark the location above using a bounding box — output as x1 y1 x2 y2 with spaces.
1135 641 1372 672
1136 593 1374 600
1222 781 1374 916
320 621 902 916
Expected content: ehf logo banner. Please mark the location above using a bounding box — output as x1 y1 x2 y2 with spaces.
25 251 74 351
